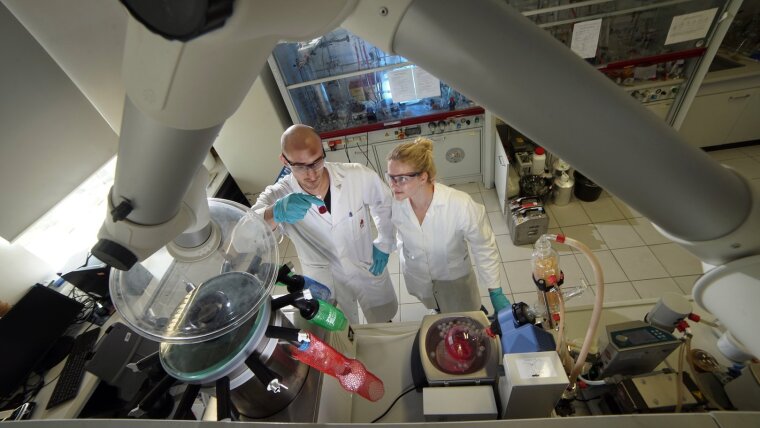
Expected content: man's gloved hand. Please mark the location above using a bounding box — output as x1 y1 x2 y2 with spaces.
273 193 324 224
369 245 389 276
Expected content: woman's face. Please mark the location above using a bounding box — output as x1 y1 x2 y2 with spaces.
386 159 426 201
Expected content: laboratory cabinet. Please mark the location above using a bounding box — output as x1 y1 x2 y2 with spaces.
679 87 756 147
374 128 483 185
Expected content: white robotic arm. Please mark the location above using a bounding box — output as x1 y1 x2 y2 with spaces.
93 0 760 356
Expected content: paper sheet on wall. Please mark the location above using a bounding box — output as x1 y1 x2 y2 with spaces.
570 19 602 59
412 67 441 99
387 68 416 103
665 8 718 45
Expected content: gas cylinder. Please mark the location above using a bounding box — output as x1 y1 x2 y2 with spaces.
553 172 574 206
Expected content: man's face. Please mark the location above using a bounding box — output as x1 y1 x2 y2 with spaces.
281 145 327 194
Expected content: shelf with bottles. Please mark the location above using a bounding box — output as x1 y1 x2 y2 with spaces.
269 28 479 138
506 0 727 88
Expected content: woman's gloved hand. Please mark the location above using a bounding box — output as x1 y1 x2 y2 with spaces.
273 193 324 224
369 246 389 276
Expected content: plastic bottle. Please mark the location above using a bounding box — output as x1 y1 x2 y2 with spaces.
553 172 574 206
277 270 332 302
531 147 546 175
291 333 384 402
488 287 511 314
295 299 348 331
532 235 561 325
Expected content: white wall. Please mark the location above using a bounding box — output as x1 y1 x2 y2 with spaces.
0 239 53 305
0 3 118 241
213 65 293 201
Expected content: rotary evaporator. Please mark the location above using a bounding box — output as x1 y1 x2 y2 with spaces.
108 199 383 421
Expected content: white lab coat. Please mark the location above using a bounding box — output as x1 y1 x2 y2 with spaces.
253 162 398 323
392 183 500 312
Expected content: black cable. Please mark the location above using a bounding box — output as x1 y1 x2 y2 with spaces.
371 385 417 423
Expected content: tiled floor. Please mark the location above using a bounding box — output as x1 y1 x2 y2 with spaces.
276 144 760 324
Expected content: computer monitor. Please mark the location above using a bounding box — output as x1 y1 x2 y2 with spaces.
0 284 84 397
61 263 111 300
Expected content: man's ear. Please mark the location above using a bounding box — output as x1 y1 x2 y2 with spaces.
279 153 288 166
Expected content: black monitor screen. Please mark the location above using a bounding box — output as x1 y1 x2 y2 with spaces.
62 263 111 299
0 284 84 397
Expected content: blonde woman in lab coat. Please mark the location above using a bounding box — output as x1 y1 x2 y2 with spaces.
386 138 501 313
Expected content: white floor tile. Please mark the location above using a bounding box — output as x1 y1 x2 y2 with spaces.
580 197 626 223
564 286 597 308
673 275 701 295
632 277 684 299
450 182 481 194
721 157 760 179
706 147 749 161
495 234 534 262
482 188 502 213
547 209 559 229
649 243 704 277
512 291 539 308
503 260 535 293
470 192 485 206
399 302 430 322
488 211 510 236
592 282 639 303
574 250 628 284
546 201 591 227
560 224 607 251
611 247 669 281
611 196 643 219
556 255 588 290
595 220 645 249
628 218 671 245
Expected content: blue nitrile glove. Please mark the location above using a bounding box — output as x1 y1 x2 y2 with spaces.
369 245 389 276
273 193 324 224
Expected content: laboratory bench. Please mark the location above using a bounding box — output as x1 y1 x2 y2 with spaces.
12 292 760 426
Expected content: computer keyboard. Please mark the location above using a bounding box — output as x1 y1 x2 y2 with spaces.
45 327 101 409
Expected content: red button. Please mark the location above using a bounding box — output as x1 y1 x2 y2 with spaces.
318 206 327 214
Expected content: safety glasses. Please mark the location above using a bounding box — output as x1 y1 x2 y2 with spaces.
283 151 326 174
385 172 421 185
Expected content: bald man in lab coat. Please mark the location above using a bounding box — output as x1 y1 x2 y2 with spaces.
253 125 398 324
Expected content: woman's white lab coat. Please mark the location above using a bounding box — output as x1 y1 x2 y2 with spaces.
392 183 500 312
253 162 398 323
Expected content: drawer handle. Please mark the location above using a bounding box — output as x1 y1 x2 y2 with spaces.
729 94 751 101
498 155 506 166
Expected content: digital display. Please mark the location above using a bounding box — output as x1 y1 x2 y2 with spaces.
624 329 658 346
405 126 422 136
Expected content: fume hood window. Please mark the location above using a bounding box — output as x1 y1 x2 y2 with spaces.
269 28 477 135
15 157 116 271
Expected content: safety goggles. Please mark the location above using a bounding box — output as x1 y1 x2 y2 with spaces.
385 172 421 185
283 151 326 173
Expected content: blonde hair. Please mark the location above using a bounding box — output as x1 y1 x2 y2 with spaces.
387 137 436 182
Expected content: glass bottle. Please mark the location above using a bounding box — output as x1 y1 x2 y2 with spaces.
532 235 560 326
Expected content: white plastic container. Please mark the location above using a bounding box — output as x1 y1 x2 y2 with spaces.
553 172 574 206
531 147 546 175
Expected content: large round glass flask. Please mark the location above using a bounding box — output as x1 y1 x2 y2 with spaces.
110 199 279 344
